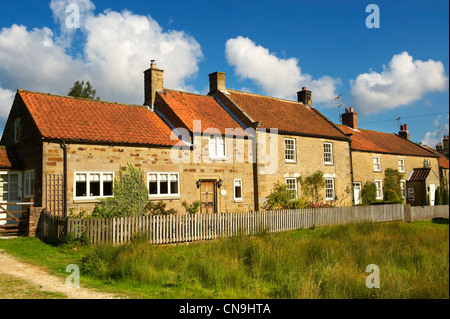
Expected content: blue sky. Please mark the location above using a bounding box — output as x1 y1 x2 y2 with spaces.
0 0 448 147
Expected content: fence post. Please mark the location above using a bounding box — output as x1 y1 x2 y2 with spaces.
403 204 412 223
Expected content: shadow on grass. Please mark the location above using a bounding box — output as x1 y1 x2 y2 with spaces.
431 218 449 225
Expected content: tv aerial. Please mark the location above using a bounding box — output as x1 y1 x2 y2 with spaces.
335 93 343 123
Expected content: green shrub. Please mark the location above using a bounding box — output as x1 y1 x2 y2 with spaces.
98 163 149 217
384 189 402 203
145 201 177 216
383 168 404 200
182 200 201 214
371 200 403 205
265 182 309 209
299 170 325 203
361 182 377 205
435 188 443 205
442 189 449 205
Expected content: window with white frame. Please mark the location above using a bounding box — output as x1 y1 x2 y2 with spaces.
398 158 405 173
408 188 415 201
400 180 406 198
286 178 297 199
14 118 21 143
148 173 180 197
423 159 431 168
284 138 296 163
325 178 335 201
234 179 243 201
209 135 226 159
74 172 114 199
373 156 381 172
323 142 333 165
374 180 383 199
24 170 35 197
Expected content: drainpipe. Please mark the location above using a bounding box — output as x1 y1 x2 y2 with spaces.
347 135 355 206
60 139 68 217
252 121 262 211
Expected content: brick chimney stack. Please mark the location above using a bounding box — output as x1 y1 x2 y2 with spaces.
144 60 164 108
399 124 410 140
209 72 226 92
297 87 312 106
444 135 449 152
436 142 443 152
341 107 358 129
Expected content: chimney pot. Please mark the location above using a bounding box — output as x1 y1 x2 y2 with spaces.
399 123 410 140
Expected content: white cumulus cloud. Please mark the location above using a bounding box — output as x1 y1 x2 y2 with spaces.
50 0 96 47
0 88 15 126
421 115 449 147
225 36 340 104
350 51 448 115
0 3 204 127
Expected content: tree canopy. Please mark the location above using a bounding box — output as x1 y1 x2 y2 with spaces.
68 81 100 100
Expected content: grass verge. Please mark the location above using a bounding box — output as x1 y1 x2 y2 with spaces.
0 220 448 299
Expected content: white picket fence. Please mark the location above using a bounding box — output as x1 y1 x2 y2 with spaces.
65 204 412 245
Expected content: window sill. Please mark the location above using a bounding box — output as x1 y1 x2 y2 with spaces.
209 157 227 161
234 199 244 203
73 199 101 204
149 196 181 201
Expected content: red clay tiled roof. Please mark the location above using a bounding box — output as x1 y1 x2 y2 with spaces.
423 146 449 169
338 125 438 157
157 89 249 137
408 168 431 182
223 90 348 139
439 155 449 169
0 146 19 169
18 90 178 147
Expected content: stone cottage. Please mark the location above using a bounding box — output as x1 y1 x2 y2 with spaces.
338 108 440 205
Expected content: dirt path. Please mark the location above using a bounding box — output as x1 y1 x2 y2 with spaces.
0 249 122 299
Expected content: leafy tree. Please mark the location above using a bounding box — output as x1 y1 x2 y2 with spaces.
383 168 404 201
97 163 149 217
68 81 100 100
299 170 325 203
361 181 377 205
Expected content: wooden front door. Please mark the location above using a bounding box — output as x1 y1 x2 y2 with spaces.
200 180 217 214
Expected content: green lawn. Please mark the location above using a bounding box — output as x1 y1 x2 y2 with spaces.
0 220 448 299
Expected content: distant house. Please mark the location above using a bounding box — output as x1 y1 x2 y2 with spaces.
424 145 449 190
406 168 440 206
338 108 440 206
